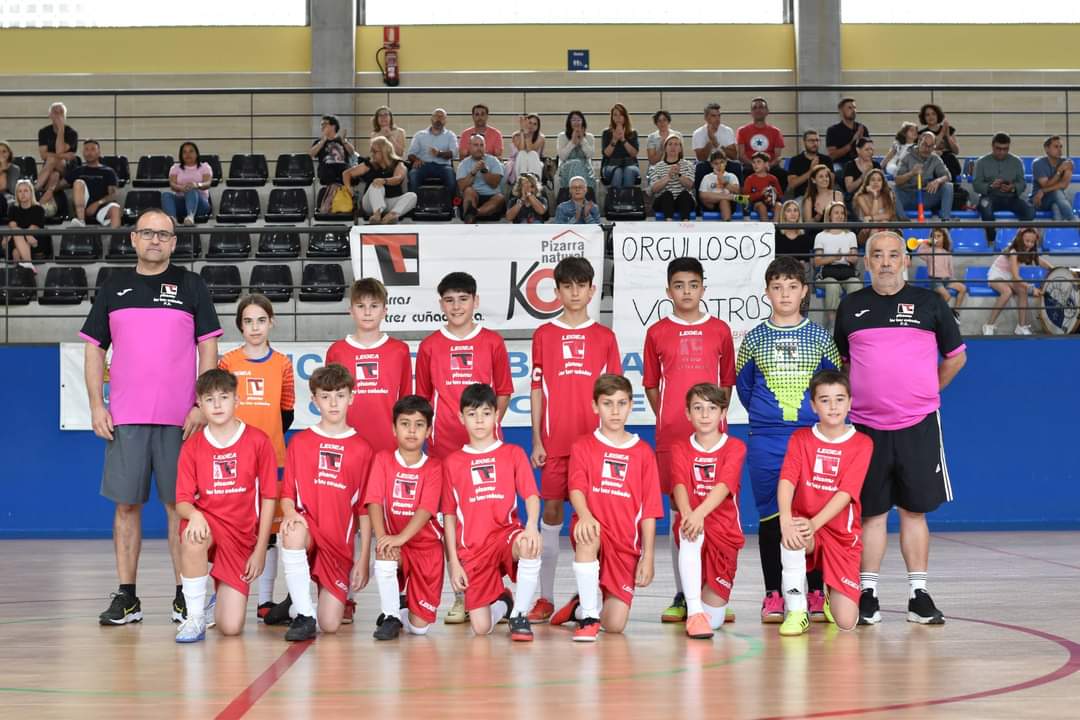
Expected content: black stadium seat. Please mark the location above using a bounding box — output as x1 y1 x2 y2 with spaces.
123 190 163 224
265 188 309 223
15 156 37 183
30 232 54 261
227 154 269 187
273 153 315 186
257 230 302 259
307 229 349 258
300 263 345 302
40 266 88 305
101 155 131 188
173 231 201 259
604 186 646 220
217 189 260 223
200 265 243 303
106 233 137 261
202 154 224 187
58 233 102 261
132 155 174 188
412 184 454 221
250 264 294 302
0 265 37 305
93 266 125 299
208 231 252 259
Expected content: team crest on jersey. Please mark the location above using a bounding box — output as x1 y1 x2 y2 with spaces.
773 337 798 365
470 464 497 485
814 452 840 477
897 303 915 317
246 377 265 399
213 458 237 481
450 350 474 371
393 477 418 500
602 459 628 482
694 463 717 484
561 338 586 361
319 450 343 472
160 283 178 299
355 360 380 382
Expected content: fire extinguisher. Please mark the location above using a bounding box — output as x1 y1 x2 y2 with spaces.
376 25 400 87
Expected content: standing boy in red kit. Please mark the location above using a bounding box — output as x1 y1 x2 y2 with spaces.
527 256 621 621
778 370 872 635
278 364 374 642
552 374 664 642
643 257 736 623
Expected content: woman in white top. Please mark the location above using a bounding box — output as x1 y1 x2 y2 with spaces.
505 113 545 185
645 110 681 169
555 110 596 192
648 134 696 220
984 227 1055 335
883 122 917 178
371 106 406 158
813 201 861 328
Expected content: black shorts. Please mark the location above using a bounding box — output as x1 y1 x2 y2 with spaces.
855 411 953 517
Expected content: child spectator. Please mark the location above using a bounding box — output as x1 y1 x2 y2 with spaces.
743 151 782 219
813 201 861 329
883 122 918 178
698 151 742 220
915 228 967 321
983 227 1055 335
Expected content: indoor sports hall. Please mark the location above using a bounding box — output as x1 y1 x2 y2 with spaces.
1 2 1078 718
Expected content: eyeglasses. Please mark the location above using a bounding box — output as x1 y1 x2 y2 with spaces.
134 229 176 242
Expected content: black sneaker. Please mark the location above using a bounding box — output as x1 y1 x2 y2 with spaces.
907 589 946 625
172 593 186 623
285 614 317 642
257 601 275 621
497 590 515 625
99 592 143 626
263 594 293 626
373 613 403 641
508 614 533 642
858 589 881 625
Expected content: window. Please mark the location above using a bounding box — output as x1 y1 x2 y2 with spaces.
842 0 1080 23
0 0 307 27
364 1 785 25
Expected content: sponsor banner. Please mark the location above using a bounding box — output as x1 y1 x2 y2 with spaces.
612 221 777 425
348 224 605 333
60 341 658 431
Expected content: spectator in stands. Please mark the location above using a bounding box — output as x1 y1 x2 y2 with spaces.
916 228 967 320
1031 135 1076 220
646 110 680 168
896 132 954 220
67 140 120 229
814 201 861 328
36 102 78 210
458 104 504 160
983 227 1054 335
744 152 782 219
343 136 416 225
698 150 741 220
918 103 961 180
826 97 870 166
456 134 505 223
0 141 17 220
556 110 596 192
406 108 458 191
506 173 548 224
853 168 905 246
693 103 740 185
974 133 1034 234
372 105 406 157
161 142 212 226
506 114 545 185
553 175 600 224
310 114 357 186
842 138 880 199
4 179 43 272
737 96 788 192
802 165 844 227
786 130 832 198
883 121 918 178
649 134 696 220
776 199 813 265
601 103 641 188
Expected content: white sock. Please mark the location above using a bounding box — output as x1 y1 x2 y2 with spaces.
281 547 315 618
573 560 601 619
374 559 401 617
574 605 584 621
401 612 430 635
489 598 509 630
455 590 464 602
670 511 683 594
258 545 278 604
908 571 927 598
513 557 541 617
860 572 880 597
539 521 561 602
781 545 808 612
181 575 208 621
703 601 727 630
678 531 705 615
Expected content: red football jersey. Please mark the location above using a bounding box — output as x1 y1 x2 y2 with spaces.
568 431 665 554
780 426 873 543
415 325 514 458
670 434 746 550
325 334 413 455
440 441 538 557
176 423 279 539
364 449 444 545
531 318 622 458
282 426 374 555
642 315 736 451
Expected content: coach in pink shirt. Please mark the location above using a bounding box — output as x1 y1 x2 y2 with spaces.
458 103 504 159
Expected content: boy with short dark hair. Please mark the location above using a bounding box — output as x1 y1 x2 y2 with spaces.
174 369 279 643
643 257 736 623
697 150 742 220
671 383 746 640
441 383 542 641
777 370 872 635
743 151 782 220
366 395 445 641
736 255 841 624
552 374 664 642
278 364 374 642
527 256 621 621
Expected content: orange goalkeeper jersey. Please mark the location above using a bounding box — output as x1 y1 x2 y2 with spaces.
219 347 295 467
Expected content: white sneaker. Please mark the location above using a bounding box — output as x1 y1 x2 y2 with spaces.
175 616 207 643
68 217 85 227
1014 324 1033 335
205 593 216 628
982 324 996 335
183 215 195 226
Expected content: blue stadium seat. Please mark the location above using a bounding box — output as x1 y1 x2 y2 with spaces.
950 228 989 254
1034 210 1053 219
964 266 996 296
951 210 979 219
994 227 1017 251
913 265 931 288
993 210 1017 219
1073 193 1080 214
654 212 697 221
700 208 744 221
1044 227 1080 253
1022 156 1034 182
1019 265 1047 287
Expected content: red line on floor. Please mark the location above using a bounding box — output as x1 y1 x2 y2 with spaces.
215 640 313 720
933 533 1080 571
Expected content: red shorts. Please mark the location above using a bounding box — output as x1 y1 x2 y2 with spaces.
460 525 522 611
673 518 740 602
304 515 354 605
540 455 570 501
808 529 862 604
270 478 284 534
570 516 640 607
180 516 253 596
399 541 445 624
656 450 673 495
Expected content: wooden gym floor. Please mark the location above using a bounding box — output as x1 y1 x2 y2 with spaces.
1 532 1078 719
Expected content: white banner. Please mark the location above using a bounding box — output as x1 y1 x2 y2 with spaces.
612 221 776 425
349 224 605 333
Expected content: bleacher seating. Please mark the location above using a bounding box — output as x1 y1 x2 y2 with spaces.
132 155 174 188
965 266 994 296
30 234 54 261
1044 227 1080 253
300 263 346 302
226 154 269 187
200 265 243 303
216 189 260 223
265 189 309 223
173 231 201 259
40 266 88 305
58 233 102 261
250 264 294 302
0 265 36 304
306 229 350 258
208 231 252 259
950 228 990 254
203 154 224 187
122 190 163 224
411 185 454 222
256 230 302 259
273 154 315 187
93 266 123 299
106 233 137 261
101 155 130 188
604 187 646 221
15 156 37 183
